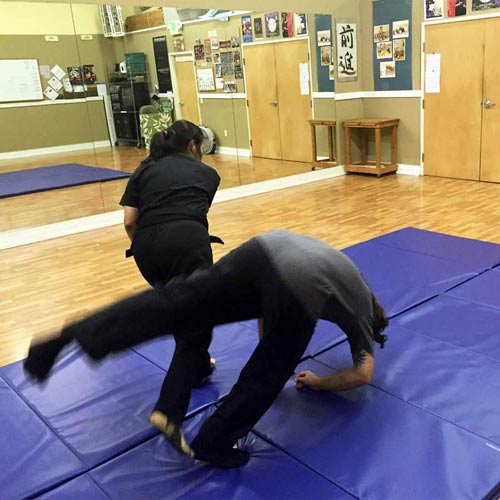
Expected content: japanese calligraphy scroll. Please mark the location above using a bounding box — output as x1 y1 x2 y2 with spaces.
336 22 358 82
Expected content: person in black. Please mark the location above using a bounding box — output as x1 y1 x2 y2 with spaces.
120 120 220 453
24 230 389 468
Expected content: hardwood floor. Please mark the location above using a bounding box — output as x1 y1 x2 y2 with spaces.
0 147 312 231
2 173 500 367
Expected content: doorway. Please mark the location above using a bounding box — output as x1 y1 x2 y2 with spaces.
424 17 500 182
172 55 201 125
244 39 312 163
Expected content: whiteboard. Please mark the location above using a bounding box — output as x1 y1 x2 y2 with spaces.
0 59 43 103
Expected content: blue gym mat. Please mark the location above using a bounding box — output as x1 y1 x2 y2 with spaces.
0 164 130 199
446 268 500 310
88 407 355 500
0 345 166 467
36 475 110 500
254 358 500 500
3 227 500 499
393 293 500 362
315 324 500 446
0 378 86 500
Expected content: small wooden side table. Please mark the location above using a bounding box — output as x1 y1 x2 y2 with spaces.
343 118 399 177
309 119 337 170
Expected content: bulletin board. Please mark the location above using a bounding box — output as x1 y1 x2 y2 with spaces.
372 0 412 91
314 14 335 92
0 59 43 103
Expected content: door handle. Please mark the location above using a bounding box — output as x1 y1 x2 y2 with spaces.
179 101 185 106
270 101 278 107
483 99 495 109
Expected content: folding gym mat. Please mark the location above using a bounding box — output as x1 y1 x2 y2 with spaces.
0 345 166 467
315 324 500 445
370 227 500 269
88 407 355 500
0 164 130 199
446 268 500 310
342 228 500 317
253 359 500 499
36 475 110 500
393 293 500 362
0 378 86 500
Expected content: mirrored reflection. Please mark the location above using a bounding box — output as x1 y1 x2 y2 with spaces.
0 3 336 232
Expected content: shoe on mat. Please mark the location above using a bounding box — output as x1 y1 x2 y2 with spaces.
149 411 194 458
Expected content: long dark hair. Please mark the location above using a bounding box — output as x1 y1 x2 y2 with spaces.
148 120 203 161
371 293 389 349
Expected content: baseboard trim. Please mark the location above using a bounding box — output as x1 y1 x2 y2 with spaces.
215 147 251 157
0 166 346 250
397 164 422 176
0 140 111 160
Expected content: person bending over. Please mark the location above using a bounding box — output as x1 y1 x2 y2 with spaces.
121 120 220 451
24 230 388 468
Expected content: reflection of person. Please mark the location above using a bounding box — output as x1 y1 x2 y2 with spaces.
121 119 220 448
25 230 388 468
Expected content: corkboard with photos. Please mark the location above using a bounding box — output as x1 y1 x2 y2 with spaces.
193 33 243 94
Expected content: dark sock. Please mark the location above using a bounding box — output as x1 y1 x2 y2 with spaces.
191 440 250 468
23 336 71 382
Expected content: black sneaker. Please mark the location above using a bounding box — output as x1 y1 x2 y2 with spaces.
192 443 250 468
149 411 194 458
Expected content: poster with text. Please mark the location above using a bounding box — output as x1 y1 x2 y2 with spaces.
254 17 264 39
294 13 308 36
265 12 279 37
336 22 357 81
282 12 294 38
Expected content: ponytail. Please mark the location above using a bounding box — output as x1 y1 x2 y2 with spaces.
371 293 389 349
148 120 203 161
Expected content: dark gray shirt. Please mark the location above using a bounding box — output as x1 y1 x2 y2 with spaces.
257 230 374 361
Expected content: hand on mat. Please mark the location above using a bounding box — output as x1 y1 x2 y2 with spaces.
295 370 322 391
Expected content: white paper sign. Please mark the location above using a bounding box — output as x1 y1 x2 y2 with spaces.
215 77 224 90
48 76 63 91
425 53 441 93
63 78 73 92
39 65 51 79
50 64 65 80
44 86 59 101
299 62 310 95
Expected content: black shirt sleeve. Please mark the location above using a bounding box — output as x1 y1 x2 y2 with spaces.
120 171 141 208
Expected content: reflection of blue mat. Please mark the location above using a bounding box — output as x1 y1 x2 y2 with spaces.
0 164 130 199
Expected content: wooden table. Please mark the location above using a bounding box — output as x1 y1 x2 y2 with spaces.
343 118 399 177
309 119 337 170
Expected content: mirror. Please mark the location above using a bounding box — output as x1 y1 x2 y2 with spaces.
0 3 337 232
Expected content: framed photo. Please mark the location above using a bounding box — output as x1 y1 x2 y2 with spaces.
294 13 308 36
374 24 390 42
265 12 279 37
223 81 237 93
196 67 215 92
317 30 331 46
241 15 253 43
194 44 204 60
393 39 406 61
376 42 393 59
380 61 396 78
254 17 264 39
173 37 185 52
425 0 444 19
321 46 332 66
282 12 294 38
392 20 409 38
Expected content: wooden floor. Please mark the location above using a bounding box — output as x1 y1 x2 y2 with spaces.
0 147 312 231
2 173 500 367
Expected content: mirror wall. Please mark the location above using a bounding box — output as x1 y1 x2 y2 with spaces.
0 2 336 232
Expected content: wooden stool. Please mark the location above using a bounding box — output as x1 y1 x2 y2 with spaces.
343 118 399 177
309 119 337 170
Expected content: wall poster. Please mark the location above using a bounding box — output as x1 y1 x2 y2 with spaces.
336 22 357 81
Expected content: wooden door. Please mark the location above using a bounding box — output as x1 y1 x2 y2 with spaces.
424 22 484 180
274 40 312 162
174 60 200 124
244 44 282 159
480 18 500 183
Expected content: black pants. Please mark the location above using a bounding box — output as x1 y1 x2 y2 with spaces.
132 220 213 424
66 238 316 450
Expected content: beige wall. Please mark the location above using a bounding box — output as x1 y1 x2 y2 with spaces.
0 100 108 152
